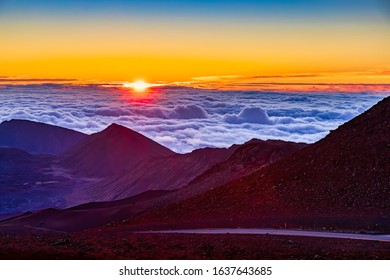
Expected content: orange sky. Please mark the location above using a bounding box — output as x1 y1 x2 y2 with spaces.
1 3 390 87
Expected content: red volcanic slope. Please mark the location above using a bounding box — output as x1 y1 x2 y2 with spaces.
61 123 175 177
0 119 87 155
176 139 306 199
133 97 390 231
151 139 306 209
87 145 240 201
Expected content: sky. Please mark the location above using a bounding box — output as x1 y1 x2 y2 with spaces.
1 0 390 86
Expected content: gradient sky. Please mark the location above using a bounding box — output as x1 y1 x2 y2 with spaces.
1 0 390 86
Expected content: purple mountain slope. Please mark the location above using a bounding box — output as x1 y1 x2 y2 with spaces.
0 119 87 155
60 123 176 177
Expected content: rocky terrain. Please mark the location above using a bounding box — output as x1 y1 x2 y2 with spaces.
1 230 389 260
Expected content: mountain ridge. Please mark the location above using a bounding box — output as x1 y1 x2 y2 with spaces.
0 119 87 154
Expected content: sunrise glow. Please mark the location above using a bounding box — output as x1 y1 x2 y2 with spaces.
123 80 150 91
0 1 389 87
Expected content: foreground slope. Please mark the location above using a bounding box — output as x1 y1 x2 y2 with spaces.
133 97 390 232
0 119 87 154
2 230 390 259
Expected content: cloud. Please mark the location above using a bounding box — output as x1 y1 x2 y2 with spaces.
223 107 273 124
0 83 388 153
0 77 77 84
95 108 132 117
169 104 208 119
132 107 168 119
185 71 390 91
133 104 208 119
275 124 325 135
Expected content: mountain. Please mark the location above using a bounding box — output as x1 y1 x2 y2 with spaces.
61 123 176 177
0 121 237 215
136 138 306 214
0 119 87 155
85 145 240 201
132 97 390 232
165 139 306 202
2 138 306 231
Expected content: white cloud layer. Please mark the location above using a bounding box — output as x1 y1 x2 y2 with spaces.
0 84 388 153
223 107 273 124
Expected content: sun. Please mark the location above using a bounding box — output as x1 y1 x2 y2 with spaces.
123 80 150 91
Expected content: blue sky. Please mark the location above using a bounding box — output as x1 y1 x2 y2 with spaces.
1 0 388 19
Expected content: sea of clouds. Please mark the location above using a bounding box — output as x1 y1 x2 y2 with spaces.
0 84 388 153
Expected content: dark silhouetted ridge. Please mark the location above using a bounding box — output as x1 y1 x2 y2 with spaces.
0 119 87 154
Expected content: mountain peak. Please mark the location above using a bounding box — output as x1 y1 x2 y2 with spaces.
105 123 126 130
62 123 176 177
101 123 144 137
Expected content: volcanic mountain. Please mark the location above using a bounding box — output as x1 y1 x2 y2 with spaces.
61 123 175 177
0 121 239 215
0 119 87 154
0 138 306 231
132 138 307 216
165 139 306 203
85 145 240 201
132 96 390 232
